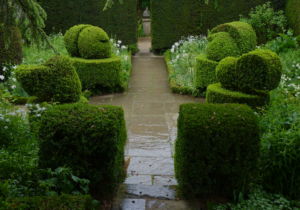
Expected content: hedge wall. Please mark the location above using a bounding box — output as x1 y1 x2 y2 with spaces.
39 0 138 46
285 0 300 36
151 0 268 52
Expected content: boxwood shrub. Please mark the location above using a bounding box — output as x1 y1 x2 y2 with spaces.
15 55 82 103
175 103 260 198
195 54 219 88
70 54 122 91
206 83 270 109
9 194 94 210
216 57 238 90
38 104 127 197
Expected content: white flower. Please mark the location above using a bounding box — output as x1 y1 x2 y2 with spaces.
3 67 6 71
4 126 8 129
42 107 46 111
0 117 3 120
36 114 41 117
11 85 16 89
292 65 295 67
121 45 126 49
117 50 120 54
110 39 113 42
9 112 15 116
118 40 122 44
11 72 14 75
12 66 17 69
170 49 174 53
12 78 16 82
175 42 179 46
176 55 179 59
0 75 4 80
6 119 9 122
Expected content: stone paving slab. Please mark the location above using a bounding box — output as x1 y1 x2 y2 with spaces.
131 115 167 126
153 175 178 185
135 94 174 102
113 198 146 210
128 148 172 157
152 87 172 94
125 175 152 185
133 102 166 115
127 157 175 175
125 184 177 200
146 200 201 210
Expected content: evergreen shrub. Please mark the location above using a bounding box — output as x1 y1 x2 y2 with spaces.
15 56 82 103
235 50 282 91
38 104 127 197
9 194 95 210
70 54 122 91
64 24 91 57
206 83 270 109
285 0 300 36
216 57 238 90
175 103 260 198
0 26 23 75
210 21 257 55
206 32 239 62
78 26 111 59
195 54 218 88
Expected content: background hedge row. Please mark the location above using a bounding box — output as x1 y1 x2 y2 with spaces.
151 0 281 52
39 0 138 46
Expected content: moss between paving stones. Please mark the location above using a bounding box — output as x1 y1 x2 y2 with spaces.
70 54 123 91
206 83 270 109
164 50 200 97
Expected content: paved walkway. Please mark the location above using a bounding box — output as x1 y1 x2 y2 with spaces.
89 37 205 210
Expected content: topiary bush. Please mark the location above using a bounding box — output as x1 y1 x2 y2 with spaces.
206 32 239 62
206 83 270 109
210 21 257 55
175 103 260 198
70 54 122 91
15 55 82 103
195 54 219 88
78 26 111 59
235 49 282 91
215 57 238 90
64 24 92 57
38 104 127 197
0 26 23 76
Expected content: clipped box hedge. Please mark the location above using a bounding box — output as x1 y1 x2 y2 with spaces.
70 54 123 91
286 0 300 36
175 103 260 198
206 83 270 109
9 194 95 210
195 54 218 88
38 104 127 197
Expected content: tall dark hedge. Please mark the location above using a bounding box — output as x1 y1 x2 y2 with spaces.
39 0 138 46
285 0 300 36
151 0 268 52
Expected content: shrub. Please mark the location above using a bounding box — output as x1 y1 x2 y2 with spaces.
70 54 122 91
216 57 238 90
206 32 239 62
235 49 282 91
38 104 127 197
78 26 111 59
0 26 23 75
9 194 95 210
64 24 92 57
175 103 260 198
206 83 270 109
285 0 300 36
15 55 82 103
240 2 287 44
210 21 257 55
195 54 218 88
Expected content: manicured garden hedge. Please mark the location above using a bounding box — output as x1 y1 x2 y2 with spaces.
38 104 127 197
0 26 23 75
175 103 260 198
285 0 300 36
151 0 267 52
9 194 95 210
70 54 123 91
195 54 218 89
39 0 138 46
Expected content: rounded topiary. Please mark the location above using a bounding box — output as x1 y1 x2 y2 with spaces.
235 49 282 91
64 24 92 57
206 32 239 62
195 54 219 88
210 21 257 55
78 26 111 59
0 26 23 75
15 55 82 103
285 0 300 36
216 57 238 90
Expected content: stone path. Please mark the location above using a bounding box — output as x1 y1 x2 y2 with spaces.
89 37 205 210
